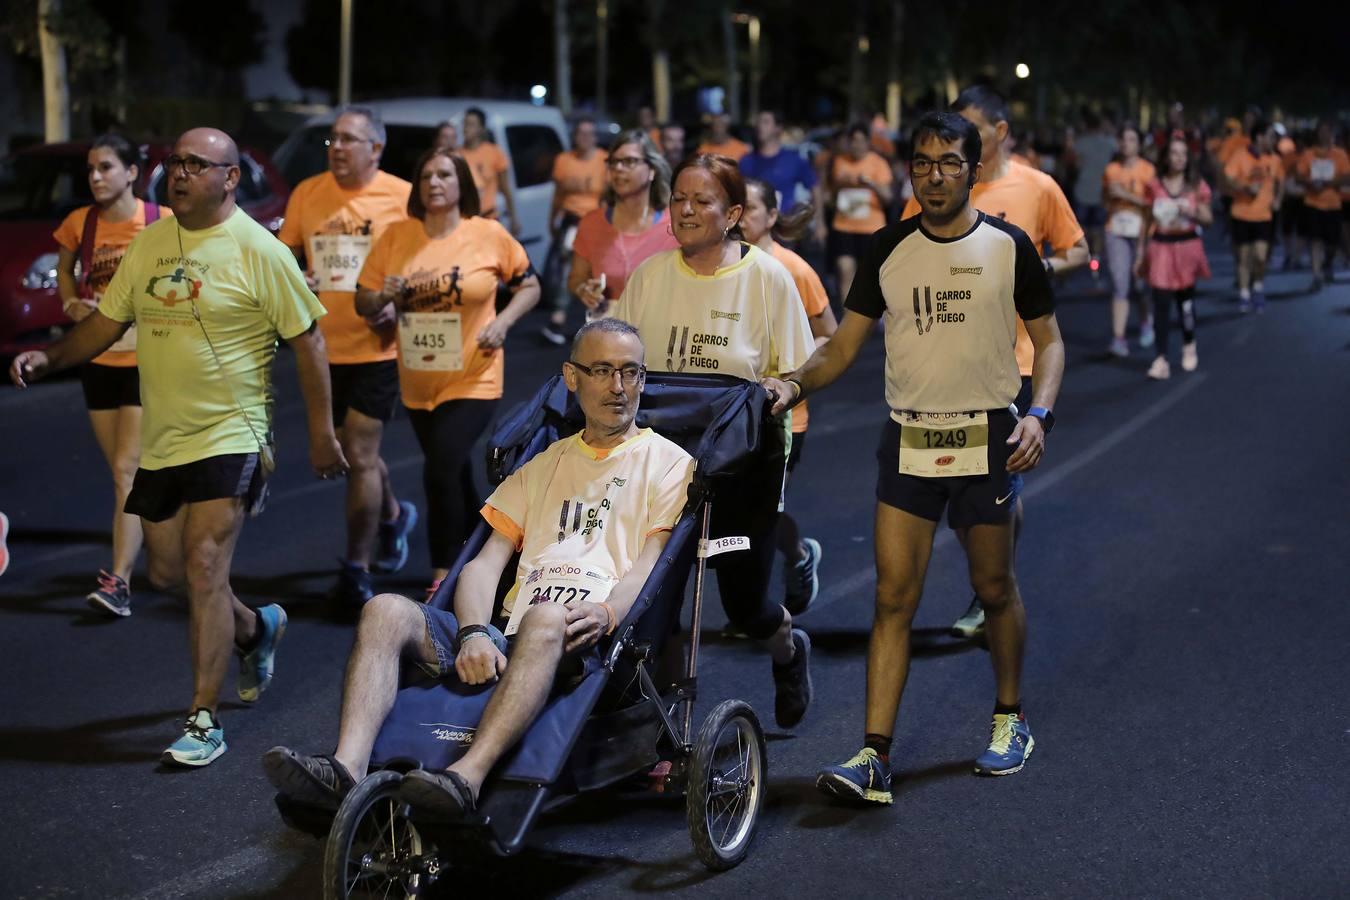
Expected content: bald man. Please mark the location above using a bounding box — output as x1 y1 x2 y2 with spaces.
11 128 348 767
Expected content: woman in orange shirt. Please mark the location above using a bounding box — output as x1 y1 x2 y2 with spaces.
53 133 166 617
1102 124 1157 357
357 149 540 583
828 123 894 304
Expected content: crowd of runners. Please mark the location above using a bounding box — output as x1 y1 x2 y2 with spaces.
4 87 1347 813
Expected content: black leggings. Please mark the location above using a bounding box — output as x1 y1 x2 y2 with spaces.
406 399 499 569
1152 287 1196 356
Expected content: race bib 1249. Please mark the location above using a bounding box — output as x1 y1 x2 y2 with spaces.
899 411 989 478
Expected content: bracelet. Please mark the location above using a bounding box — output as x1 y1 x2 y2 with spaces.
785 378 804 402
455 624 491 650
600 601 617 636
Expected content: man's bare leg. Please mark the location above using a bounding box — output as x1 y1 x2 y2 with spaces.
965 521 1024 707
181 497 256 713
141 508 187 592
339 409 387 567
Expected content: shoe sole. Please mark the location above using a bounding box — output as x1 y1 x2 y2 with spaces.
262 748 343 809
949 622 985 639
815 772 893 805
974 736 1035 776
371 505 419 575
161 739 227 768
86 592 131 618
239 609 287 703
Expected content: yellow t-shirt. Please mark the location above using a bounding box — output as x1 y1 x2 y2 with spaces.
482 428 694 624
277 170 411 364
99 209 325 469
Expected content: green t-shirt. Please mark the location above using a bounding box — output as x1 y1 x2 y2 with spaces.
101 208 325 469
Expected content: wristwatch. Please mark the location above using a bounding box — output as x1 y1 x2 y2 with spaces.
1026 406 1055 434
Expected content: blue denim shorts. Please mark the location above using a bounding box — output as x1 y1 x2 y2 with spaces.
417 603 604 682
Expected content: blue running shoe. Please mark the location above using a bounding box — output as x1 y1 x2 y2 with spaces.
238 604 287 703
974 711 1035 776
372 501 417 574
162 708 226 767
816 747 893 805
784 537 822 615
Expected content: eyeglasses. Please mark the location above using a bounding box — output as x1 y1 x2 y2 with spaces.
607 157 648 170
164 155 235 177
568 360 646 385
910 156 969 178
326 132 375 148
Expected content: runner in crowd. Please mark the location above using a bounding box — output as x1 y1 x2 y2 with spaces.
355 149 540 588
608 154 816 728
696 112 751 161
1296 120 1350 292
12 127 347 766
1137 136 1213 380
1102 124 1157 355
262 320 693 815
278 107 419 607
459 107 519 234
570 130 677 320
764 111 1063 802
1277 125 1305 271
1224 120 1284 313
1214 110 1258 251
739 110 827 245
541 117 608 346
741 177 836 615
433 121 458 151
1070 110 1117 279
637 105 662 146
658 122 687 170
52 133 167 616
829 123 895 304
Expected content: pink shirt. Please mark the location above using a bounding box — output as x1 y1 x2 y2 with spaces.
572 207 679 300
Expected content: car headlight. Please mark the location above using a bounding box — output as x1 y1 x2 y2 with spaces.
22 253 60 290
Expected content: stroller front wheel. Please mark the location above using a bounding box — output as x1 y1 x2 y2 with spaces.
323 770 437 899
686 699 767 870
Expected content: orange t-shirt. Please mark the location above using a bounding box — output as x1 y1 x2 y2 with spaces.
1298 147 1350 211
1225 150 1284 222
358 216 531 409
903 161 1082 375
831 152 894 234
460 142 511 214
1102 157 1157 226
697 138 751 162
551 149 608 218
278 170 412 364
1216 132 1248 166
769 241 829 434
53 199 172 367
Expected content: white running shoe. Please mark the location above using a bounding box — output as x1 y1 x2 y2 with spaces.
1181 342 1198 372
1147 357 1171 380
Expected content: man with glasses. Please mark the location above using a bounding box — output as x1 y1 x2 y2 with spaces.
762 111 1064 803
11 127 348 767
264 319 694 817
279 106 419 608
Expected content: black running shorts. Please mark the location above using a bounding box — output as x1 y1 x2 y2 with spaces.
79 363 140 411
125 453 267 522
330 360 400 425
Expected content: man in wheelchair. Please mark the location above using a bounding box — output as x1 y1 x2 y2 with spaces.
263 319 694 817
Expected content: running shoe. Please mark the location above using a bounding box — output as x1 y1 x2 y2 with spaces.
372 501 418 575
1138 319 1155 349
719 621 751 640
262 747 356 809
1108 337 1129 358
950 595 986 638
238 604 287 703
1181 342 1199 373
539 324 568 346
772 628 813 728
1252 289 1267 313
399 768 477 818
162 708 226 767
974 711 1035 776
86 570 131 617
0 511 9 577
1311 276 1325 293
816 747 893 805
329 560 373 606
783 537 822 615
1238 296 1252 314
1147 357 1171 381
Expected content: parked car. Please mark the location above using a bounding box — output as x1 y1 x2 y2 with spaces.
0 140 289 356
272 98 567 270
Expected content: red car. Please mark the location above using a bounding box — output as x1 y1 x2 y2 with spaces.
0 140 290 356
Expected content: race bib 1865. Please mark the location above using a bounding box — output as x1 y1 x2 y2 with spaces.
398 312 463 372
309 234 372 292
899 411 989 478
504 562 616 636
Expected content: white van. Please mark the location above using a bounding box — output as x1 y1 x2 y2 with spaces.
273 98 567 269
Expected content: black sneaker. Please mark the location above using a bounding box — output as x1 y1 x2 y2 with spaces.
772 628 813 728
329 561 373 606
262 747 357 810
87 570 131 617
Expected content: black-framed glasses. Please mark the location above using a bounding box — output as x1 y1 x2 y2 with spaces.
568 360 646 385
606 156 648 170
910 156 969 178
164 154 235 177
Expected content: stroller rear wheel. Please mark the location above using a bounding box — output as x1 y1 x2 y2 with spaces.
686 699 767 870
323 770 438 899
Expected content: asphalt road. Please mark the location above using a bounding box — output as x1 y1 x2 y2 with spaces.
2 243 1348 899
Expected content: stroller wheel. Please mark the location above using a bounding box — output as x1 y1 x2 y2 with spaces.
686 699 767 870
323 770 438 899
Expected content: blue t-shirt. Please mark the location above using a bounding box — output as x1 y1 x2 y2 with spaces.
740 149 817 209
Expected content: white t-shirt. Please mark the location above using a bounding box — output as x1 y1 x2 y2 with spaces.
611 244 814 380
482 428 695 624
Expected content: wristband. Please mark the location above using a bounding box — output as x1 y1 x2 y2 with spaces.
455 624 491 651
600 601 617 636
785 378 804 402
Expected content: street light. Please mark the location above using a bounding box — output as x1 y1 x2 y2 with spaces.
1015 62 1030 79
530 84 548 105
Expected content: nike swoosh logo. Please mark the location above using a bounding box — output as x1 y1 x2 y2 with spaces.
995 492 1014 505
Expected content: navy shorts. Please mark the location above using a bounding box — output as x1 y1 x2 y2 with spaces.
875 410 1023 529
418 602 604 684
1231 218 1275 246
80 363 140 411
125 452 267 522
330 360 400 425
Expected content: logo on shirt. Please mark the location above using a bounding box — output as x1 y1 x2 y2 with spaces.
667 325 726 371
912 286 971 334
611 477 627 487
145 268 202 307
950 266 983 276
711 310 741 322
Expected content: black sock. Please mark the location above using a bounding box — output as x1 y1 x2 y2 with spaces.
864 733 891 761
994 701 1022 716
237 609 264 652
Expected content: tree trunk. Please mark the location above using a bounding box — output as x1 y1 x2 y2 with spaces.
885 0 903 131
554 0 572 116
38 0 69 142
653 50 671 122
721 3 740 122
847 4 868 122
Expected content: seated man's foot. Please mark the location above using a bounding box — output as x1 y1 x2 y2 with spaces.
974 711 1035 776
772 628 813 728
238 604 287 702
783 537 822 616
719 621 751 640
262 747 356 810
816 747 893 805
87 569 132 618
950 595 986 638
373 501 418 574
329 560 373 607
161 708 226 767
399 768 477 819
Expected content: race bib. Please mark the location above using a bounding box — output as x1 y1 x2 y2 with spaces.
1152 198 1181 229
1108 209 1143 238
837 187 874 220
504 562 616 637
899 411 989 478
308 234 372 292
398 312 462 371
1310 159 1336 183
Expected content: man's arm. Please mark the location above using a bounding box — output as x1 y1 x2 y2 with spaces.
9 311 128 388
763 309 873 414
285 322 348 478
564 529 672 653
500 176 520 235
1006 312 1064 474
1046 236 1090 276
452 529 516 683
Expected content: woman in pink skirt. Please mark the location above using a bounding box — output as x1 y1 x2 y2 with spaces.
1135 136 1213 379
